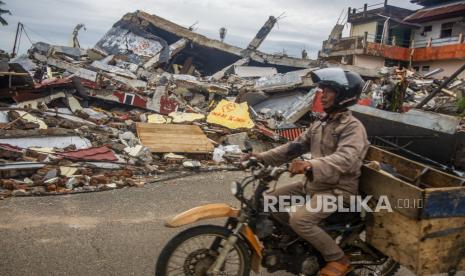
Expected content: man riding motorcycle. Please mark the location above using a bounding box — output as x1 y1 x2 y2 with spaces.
243 68 369 276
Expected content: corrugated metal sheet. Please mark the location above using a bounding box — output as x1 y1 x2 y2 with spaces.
276 128 307 141
404 2 465 22
59 146 117 161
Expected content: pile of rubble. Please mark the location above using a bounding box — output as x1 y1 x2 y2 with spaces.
0 11 312 198
359 67 465 117
1 11 464 198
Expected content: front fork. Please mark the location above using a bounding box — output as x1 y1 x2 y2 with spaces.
207 215 247 275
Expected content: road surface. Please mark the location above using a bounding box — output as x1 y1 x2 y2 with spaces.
0 171 416 276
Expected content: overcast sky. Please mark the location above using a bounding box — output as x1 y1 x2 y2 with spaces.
0 0 420 59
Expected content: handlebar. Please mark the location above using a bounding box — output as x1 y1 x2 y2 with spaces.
240 157 288 181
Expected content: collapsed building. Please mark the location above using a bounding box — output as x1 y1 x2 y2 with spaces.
0 8 464 198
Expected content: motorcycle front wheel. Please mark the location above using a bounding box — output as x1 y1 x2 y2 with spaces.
155 225 251 276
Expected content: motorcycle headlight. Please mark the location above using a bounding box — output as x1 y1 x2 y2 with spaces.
230 181 240 196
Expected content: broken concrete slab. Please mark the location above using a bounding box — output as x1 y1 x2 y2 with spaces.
66 96 83 114
94 23 169 65
143 38 188 70
183 160 201 169
0 136 92 149
211 57 250 80
90 60 137 79
147 114 168 124
50 45 87 60
255 68 315 93
168 112 205 123
172 74 229 96
232 66 277 78
15 111 48 130
245 15 278 53
32 53 98 82
225 132 249 150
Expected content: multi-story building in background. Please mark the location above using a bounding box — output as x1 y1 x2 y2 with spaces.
319 0 465 78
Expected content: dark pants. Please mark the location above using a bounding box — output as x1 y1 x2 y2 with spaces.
268 181 345 262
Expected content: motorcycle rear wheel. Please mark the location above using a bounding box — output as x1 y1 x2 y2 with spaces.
156 225 251 276
351 258 400 276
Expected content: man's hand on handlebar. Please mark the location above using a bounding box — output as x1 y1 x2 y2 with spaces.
240 153 263 163
239 153 264 169
289 160 312 176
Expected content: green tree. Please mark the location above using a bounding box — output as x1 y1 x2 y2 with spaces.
0 1 11 26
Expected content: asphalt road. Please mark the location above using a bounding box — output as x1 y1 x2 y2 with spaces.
0 171 417 276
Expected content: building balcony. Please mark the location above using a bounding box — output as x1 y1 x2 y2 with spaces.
320 33 465 62
412 36 462 48
347 2 414 25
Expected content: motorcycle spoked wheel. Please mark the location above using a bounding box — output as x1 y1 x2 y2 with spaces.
351 257 400 276
155 225 251 276
347 229 400 276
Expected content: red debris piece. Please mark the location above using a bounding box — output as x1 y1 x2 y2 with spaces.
0 144 24 152
276 127 307 141
59 146 118 161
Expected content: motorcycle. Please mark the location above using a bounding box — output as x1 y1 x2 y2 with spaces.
155 158 400 276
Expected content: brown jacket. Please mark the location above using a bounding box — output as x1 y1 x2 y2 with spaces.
260 110 369 195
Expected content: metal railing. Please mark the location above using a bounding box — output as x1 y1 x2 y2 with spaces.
324 33 464 56
362 33 463 48
351 2 385 13
412 36 461 48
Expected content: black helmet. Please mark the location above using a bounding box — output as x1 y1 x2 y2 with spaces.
311 68 365 111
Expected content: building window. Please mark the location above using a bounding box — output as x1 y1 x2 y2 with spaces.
124 94 134 105
422 65 430 72
413 66 420 72
421 25 432 36
440 22 454 38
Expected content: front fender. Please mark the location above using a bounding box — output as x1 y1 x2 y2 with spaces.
165 203 240 228
165 203 263 273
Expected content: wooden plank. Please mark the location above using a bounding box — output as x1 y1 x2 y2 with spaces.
136 123 214 153
366 210 421 273
364 146 465 274
145 145 211 153
137 134 209 140
136 124 205 134
419 168 464 188
367 209 465 275
417 233 465 275
417 215 465 274
366 146 463 188
139 139 212 145
365 146 425 181
360 166 423 219
422 187 465 218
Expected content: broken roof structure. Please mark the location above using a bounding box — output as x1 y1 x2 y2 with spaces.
94 11 377 78
94 11 321 75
